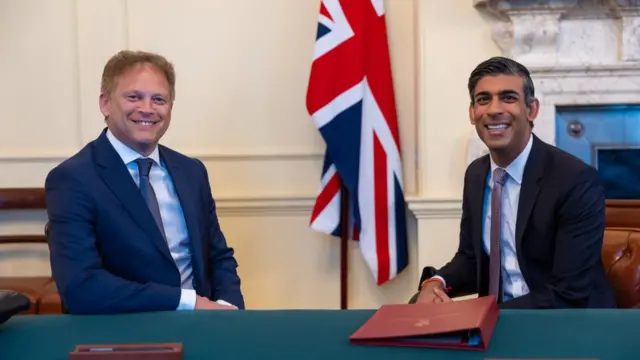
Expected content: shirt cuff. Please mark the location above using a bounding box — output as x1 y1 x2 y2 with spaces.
216 299 234 307
430 275 447 288
177 289 197 310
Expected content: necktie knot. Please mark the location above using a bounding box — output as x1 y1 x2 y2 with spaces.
493 168 507 186
136 158 154 178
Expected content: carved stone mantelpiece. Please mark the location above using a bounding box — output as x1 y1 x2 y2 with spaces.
473 0 640 65
466 0 640 164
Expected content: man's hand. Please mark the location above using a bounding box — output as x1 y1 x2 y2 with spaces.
416 280 452 304
195 296 238 310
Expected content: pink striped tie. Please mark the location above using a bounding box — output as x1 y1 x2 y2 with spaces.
489 168 507 300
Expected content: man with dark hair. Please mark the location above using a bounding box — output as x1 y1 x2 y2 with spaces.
415 56 617 309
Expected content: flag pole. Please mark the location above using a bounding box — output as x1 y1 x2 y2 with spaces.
339 183 349 310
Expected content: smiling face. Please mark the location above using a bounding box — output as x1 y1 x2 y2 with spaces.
469 74 539 167
99 63 172 156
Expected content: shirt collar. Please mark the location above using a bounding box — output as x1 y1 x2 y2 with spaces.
489 133 533 185
106 129 161 166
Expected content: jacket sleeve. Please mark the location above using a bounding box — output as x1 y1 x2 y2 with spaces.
434 170 478 297
501 167 606 309
198 161 245 309
46 165 181 314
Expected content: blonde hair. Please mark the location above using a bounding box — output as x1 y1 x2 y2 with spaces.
101 50 176 101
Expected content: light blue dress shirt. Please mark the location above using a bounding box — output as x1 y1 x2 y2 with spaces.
434 134 533 300
106 130 232 309
482 134 533 300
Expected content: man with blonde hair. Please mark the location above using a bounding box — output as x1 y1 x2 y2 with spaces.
45 50 244 314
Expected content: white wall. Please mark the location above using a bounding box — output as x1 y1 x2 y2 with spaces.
413 0 499 271
0 0 498 309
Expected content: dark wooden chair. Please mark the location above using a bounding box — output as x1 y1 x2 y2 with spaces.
0 188 61 314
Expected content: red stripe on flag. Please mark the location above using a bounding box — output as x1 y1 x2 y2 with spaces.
306 0 369 116
306 38 364 116
364 5 401 151
373 132 390 284
320 2 333 21
339 0 367 32
310 172 342 223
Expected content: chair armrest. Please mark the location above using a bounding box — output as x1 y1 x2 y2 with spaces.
0 290 30 324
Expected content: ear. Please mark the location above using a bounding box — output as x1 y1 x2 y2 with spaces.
99 92 111 118
526 98 540 122
469 104 475 125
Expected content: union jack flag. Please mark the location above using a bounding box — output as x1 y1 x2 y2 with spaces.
306 0 408 285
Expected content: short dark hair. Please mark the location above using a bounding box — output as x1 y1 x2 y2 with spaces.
467 56 535 106
467 56 535 127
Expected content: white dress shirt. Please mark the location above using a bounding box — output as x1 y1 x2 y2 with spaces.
106 129 232 309
434 134 533 300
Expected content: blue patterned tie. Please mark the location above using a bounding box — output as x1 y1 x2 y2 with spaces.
136 158 166 239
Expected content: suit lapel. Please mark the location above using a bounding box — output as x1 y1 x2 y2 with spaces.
471 156 490 254
93 130 174 263
515 135 546 252
159 147 204 285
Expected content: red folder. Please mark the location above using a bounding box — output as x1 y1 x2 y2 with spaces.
350 296 499 351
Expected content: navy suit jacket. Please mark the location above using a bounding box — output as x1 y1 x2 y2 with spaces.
45 129 244 314
433 135 617 309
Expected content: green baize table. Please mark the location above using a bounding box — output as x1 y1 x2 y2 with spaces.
0 309 638 359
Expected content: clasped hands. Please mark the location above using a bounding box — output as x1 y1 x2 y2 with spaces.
195 295 238 310
415 280 452 304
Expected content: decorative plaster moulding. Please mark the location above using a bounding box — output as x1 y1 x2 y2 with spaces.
406 198 463 219
213 196 458 218
466 0 640 163
473 0 640 66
